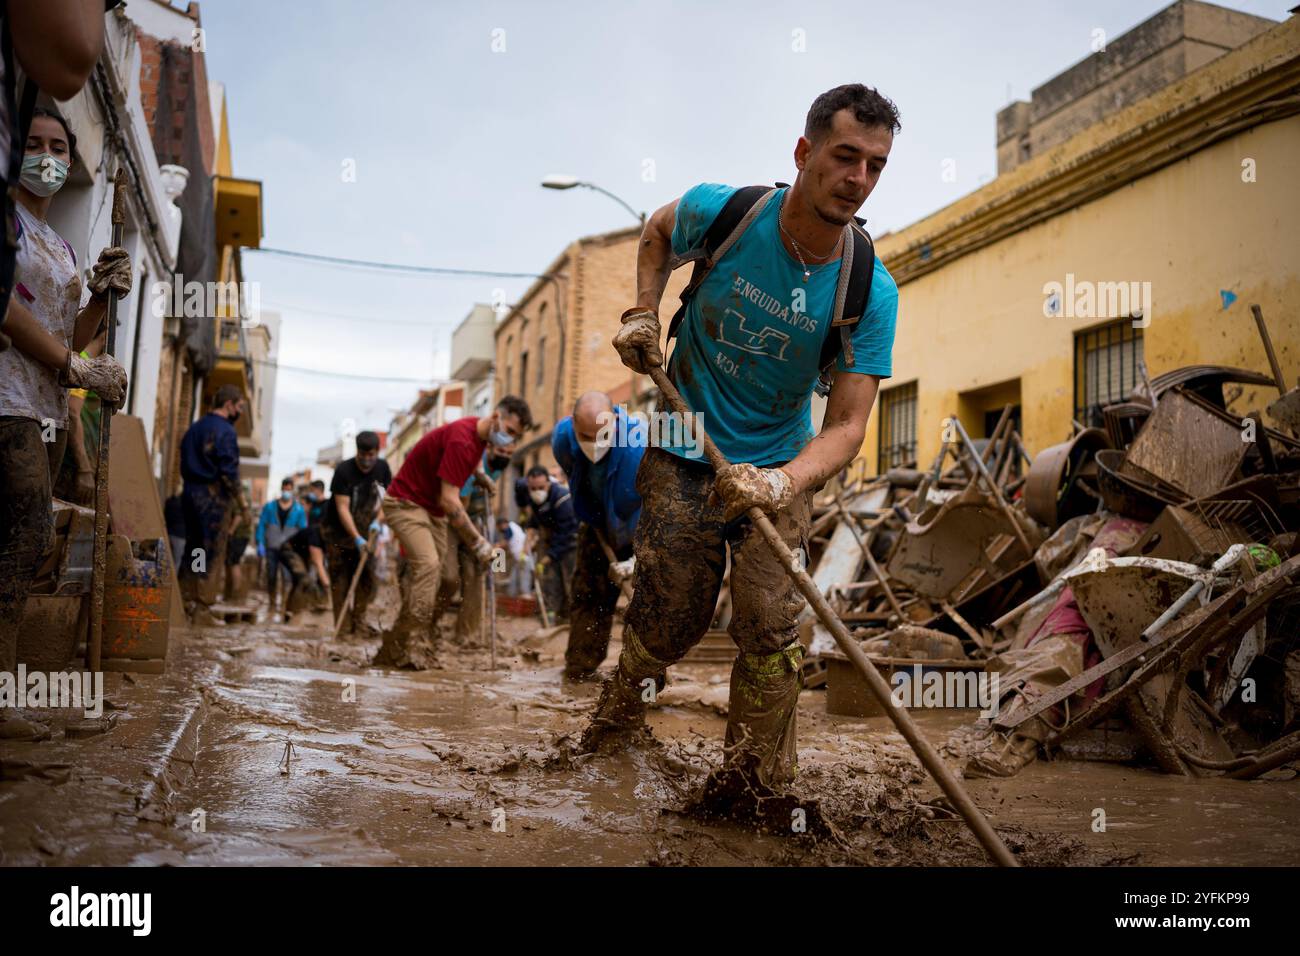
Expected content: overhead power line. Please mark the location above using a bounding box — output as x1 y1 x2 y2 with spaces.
248 246 546 280
261 299 470 328
253 358 443 385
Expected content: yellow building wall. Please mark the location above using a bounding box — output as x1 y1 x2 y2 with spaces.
861 115 1299 475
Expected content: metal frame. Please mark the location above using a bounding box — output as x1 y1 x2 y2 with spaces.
1073 318 1144 427
877 380 918 469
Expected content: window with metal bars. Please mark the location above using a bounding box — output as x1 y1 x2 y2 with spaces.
878 381 918 470
1073 319 1144 428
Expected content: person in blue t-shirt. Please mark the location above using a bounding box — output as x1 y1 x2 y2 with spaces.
582 84 902 811
552 391 646 681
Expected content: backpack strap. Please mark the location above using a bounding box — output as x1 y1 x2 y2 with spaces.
814 220 875 396
664 184 877 397
665 185 776 341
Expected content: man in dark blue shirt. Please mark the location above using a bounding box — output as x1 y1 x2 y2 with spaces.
178 384 247 622
515 465 577 627
552 392 645 680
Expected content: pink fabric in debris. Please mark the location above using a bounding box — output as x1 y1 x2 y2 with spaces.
1027 586 1104 702
1024 515 1149 703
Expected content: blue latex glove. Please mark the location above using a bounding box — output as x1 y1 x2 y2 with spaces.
257 543 266 558
354 535 367 550
369 520 381 534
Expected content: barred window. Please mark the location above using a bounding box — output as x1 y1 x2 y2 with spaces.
1074 319 1144 428
878 381 918 470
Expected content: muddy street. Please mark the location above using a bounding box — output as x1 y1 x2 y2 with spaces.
3 592 1295 868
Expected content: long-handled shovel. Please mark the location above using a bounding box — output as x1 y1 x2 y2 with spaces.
334 528 377 638
594 528 634 603
531 554 550 627
484 497 498 671
647 366 1017 867
87 168 130 673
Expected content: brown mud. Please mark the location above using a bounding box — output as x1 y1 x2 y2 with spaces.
2 591 1296 866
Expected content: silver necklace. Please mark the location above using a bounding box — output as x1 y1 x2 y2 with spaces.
778 193 840 282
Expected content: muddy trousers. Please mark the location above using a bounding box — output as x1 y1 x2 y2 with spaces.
323 527 377 634
180 482 230 608
0 417 57 674
432 534 482 644
374 496 450 668
539 547 576 625
275 545 312 614
564 523 624 677
613 447 811 788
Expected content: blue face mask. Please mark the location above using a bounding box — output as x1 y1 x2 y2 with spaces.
20 153 69 197
281 490 293 502
489 429 513 448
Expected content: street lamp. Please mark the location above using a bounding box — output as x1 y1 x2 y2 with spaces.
541 175 645 225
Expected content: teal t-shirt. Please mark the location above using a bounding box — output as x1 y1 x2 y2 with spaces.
664 183 898 467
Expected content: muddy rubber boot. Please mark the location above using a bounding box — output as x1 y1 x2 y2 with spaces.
188 601 221 628
723 641 803 786
578 666 651 753
578 627 671 752
373 612 442 670
694 642 805 826
963 717 1047 779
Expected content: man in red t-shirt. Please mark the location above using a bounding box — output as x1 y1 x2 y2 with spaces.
374 395 532 669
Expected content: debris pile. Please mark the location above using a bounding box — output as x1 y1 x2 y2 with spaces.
800 307 1300 782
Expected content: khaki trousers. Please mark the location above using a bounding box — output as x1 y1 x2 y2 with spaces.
385 496 450 627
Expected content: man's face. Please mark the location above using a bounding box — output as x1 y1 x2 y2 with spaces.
527 474 549 494
795 110 893 226
494 411 525 445
356 448 379 473
488 411 522 455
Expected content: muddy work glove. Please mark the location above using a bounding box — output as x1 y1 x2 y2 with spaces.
608 556 635 586
62 352 128 406
711 463 795 522
612 307 663 374
88 246 133 297
472 536 495 569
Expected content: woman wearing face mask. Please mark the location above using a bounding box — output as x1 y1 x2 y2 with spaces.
0 107 131 740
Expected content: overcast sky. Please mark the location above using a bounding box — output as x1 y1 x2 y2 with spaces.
194 0 1284 482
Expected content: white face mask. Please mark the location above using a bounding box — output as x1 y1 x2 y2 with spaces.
529 488 548 505
578 438 610 463
20 153 69 197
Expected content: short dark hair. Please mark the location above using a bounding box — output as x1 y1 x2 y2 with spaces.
30 107 77 160
281 477 294 489
212 384 242 409
496 395 533 431
356 431 379 452
311 480 326 491
805 84 901 142
526 465 550 479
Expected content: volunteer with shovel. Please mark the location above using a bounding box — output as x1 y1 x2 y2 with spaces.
580 84 901 815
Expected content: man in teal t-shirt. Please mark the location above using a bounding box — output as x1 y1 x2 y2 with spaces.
581 84 901 816
660 182 897 465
